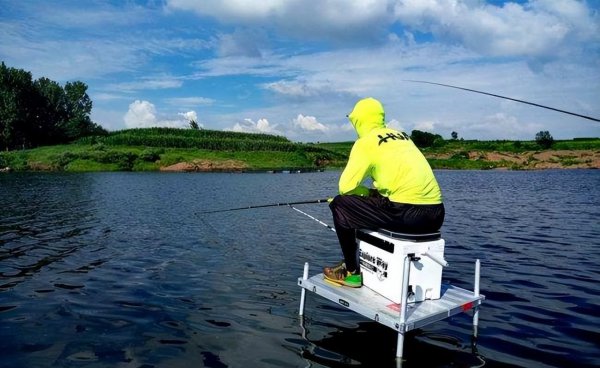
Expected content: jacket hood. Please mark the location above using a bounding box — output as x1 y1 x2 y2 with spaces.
348 97 386 138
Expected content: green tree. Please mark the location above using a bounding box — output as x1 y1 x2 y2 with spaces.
1 63 107 149
411 129 444 148
63 81 94 140
189 119 200 130
451 131 458 140
33 77 68 144
535 130 554 149
0 62 38 150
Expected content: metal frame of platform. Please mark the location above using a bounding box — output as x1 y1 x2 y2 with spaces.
298 258 484 361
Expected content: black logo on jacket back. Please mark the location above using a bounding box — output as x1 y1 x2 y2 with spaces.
377 132 410 145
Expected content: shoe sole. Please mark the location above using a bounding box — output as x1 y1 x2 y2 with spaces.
323 274 362 288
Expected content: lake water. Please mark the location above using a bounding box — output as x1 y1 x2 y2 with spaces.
1 170 598 368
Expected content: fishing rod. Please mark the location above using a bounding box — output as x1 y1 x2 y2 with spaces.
403 80 600 122
200 197 336 232
199 198 330 214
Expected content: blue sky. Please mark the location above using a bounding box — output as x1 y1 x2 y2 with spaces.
1 0 599 142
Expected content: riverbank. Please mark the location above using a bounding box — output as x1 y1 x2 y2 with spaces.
1 147 598 172
1 129 598 172
425 149 600 170
156 149 600 171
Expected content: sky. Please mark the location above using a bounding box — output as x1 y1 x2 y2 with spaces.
1 0 599 142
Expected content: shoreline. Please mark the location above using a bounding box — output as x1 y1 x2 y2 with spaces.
425 149 600 170
1 149 598 173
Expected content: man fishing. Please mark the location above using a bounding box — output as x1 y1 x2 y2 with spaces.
324 97 445 287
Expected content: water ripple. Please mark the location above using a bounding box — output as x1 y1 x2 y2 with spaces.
1 171 599 367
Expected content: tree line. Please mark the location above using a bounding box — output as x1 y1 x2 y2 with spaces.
414 129 554 149
0 62 106 151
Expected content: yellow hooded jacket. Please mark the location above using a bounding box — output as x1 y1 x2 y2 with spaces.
339 98 442 205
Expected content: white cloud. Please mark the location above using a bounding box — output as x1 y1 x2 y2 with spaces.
264 80 315 97
192 36 599 140
386 119 406 132
166 0 393 44
463 112 544 140
217 28 268 57
3 1 597 141
166 0 283 20
227 118 282 135
178 111 202 127
392 0 599 58
124 100 190 129
168 0 599 59
111 75 183 92
0 2 213 83
165 97 215 107
413 121 437 133
124 100 157 128
0 37 145 82
262 78 359 104
293 114 329 132
92 92 127 102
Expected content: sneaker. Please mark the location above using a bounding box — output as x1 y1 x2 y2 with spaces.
323 262 362 288
323 260 345 275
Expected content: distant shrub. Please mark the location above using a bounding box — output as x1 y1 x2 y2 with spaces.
53 152 78 169
432 137 446 148
139 148 163 162
535 131 554 149
115 152 137 171
91 143 107 151
451 151 470 160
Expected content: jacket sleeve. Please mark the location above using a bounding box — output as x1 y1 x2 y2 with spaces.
338 140 371 196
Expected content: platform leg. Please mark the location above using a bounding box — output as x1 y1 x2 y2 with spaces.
396 331 405 363
399 255 411 324
473 259 481 338
299 262 309 316
396 255 411 361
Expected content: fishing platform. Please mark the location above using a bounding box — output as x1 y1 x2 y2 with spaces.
298 229 484 362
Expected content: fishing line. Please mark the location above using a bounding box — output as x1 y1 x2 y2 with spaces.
289 205 336 233
403 80 600 122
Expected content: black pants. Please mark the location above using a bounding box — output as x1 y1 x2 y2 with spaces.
329 194 445 272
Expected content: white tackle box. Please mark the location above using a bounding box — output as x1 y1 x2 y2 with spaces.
357 229 446 304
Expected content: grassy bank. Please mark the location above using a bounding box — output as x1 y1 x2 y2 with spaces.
1 129 598 172
0 128 347 172
316 138 600 170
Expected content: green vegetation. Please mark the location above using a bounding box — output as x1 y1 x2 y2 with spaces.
0 128 347 172
410 130 444 148
310 141 354 157
2 128 597 172
420 137 600 153
0 62 106 150
535 130 554 149
317 136 600 170
78 127 292 150
316 138 600 156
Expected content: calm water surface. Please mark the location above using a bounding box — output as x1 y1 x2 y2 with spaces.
0 170 598 367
